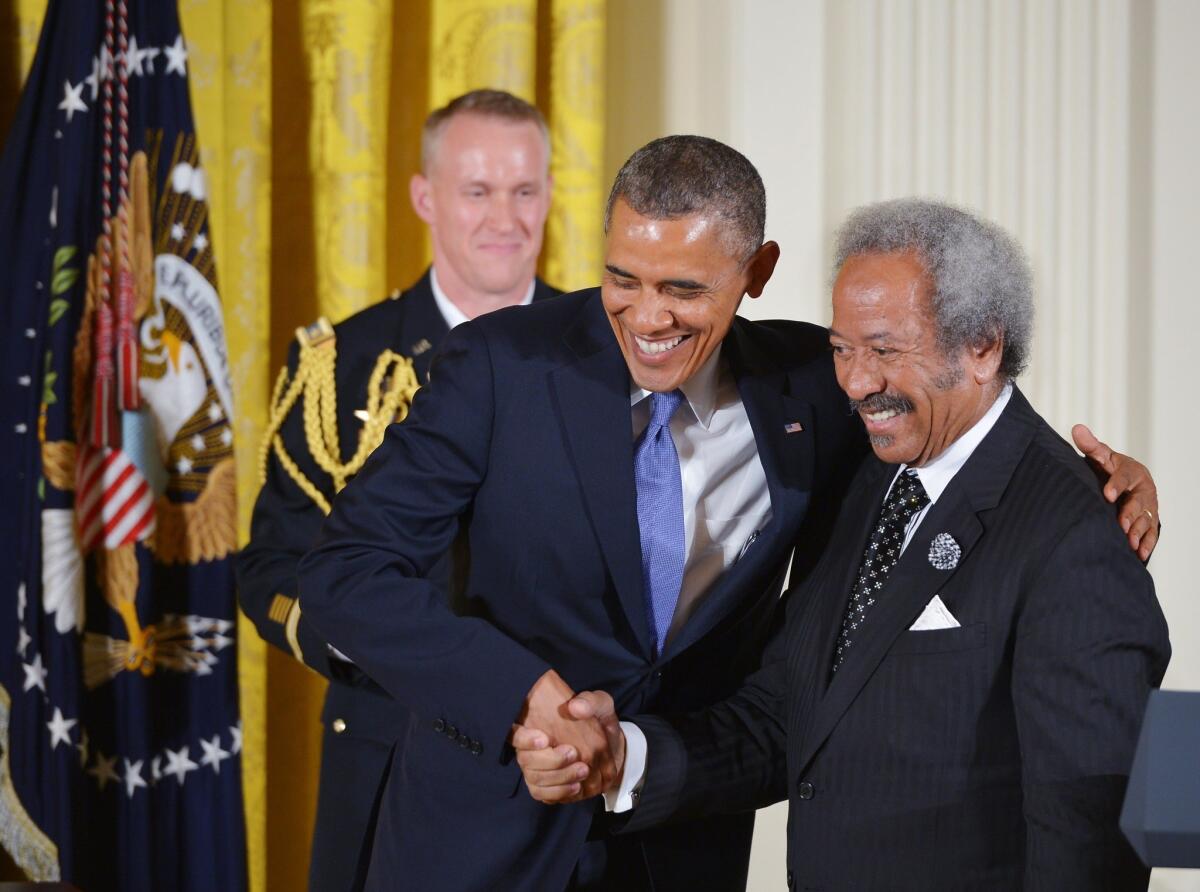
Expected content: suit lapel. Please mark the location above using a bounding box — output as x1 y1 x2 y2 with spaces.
400 271 450 383
795 386 1039 772
548 296 653 659
805 460 894 679
665 320 817 658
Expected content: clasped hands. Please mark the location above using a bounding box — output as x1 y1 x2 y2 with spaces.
512 669 624 805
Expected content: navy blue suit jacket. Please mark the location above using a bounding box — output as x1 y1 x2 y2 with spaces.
298 288 866 890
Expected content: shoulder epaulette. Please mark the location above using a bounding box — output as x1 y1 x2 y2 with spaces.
256 317 420 514
295 316 336 349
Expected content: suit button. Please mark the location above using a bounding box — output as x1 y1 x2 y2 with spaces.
433 718 445 733
786 870 795 889
332 718 347 734
797 781 814 800
470 741 483 756
458 736 471 749
446 724 458 741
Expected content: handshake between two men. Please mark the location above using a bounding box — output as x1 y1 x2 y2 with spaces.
515 670 627 804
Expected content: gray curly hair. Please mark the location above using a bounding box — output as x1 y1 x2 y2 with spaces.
833 198 1034 379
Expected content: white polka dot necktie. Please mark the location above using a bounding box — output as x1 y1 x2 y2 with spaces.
831 469 929 674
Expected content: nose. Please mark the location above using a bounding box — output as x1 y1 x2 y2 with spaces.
628 289 674 332
839 350 884 402
486 192 517 233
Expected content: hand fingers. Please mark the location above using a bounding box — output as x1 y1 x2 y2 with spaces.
1138 520 1159 562
567 690 615 721
510 725 550 751
524 761 591 790
1104 465 1136 507
516 744 576 772
1072 424 1114 472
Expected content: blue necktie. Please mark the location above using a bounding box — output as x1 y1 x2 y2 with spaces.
635 389 686 656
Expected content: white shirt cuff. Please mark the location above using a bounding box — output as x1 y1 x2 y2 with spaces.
603 721 647 813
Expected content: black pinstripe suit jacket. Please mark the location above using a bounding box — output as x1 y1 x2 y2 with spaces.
631 386 1170 891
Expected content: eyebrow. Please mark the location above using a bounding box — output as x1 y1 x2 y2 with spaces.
604 264 709 291
828 328 892 341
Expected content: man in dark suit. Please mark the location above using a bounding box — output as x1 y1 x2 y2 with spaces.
517 199 1170 890
296 135 871 890
298 137 1158 890
237 89 558 891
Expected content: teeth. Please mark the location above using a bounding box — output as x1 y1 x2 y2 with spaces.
635 335 684 355
865 409 899 422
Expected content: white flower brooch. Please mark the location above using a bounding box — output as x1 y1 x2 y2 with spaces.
928 532 961 570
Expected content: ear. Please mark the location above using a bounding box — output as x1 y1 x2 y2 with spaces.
410 173 434 224
969 331 1004 384
744 241 781 299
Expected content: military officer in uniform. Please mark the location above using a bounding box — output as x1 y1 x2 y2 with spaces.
237 89 560 891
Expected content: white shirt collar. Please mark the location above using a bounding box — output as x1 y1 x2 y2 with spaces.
900 382 1014 503
429 265 536 330
629 345 724 430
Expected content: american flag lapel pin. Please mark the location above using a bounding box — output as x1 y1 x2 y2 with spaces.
784 421 805 434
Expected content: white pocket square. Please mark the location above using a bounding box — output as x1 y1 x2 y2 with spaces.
908 594 961 631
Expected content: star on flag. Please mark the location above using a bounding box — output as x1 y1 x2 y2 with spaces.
88 751 120 791
164 35 188 76
199 735 231 774
58 80 87 122
22 653 47 693
162 745 199 785
123 758 148 798
46 707 77 749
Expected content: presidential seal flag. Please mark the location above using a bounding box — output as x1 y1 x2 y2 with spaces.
0 2 246 889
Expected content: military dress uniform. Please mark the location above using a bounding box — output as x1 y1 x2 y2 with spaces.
237 270 558 891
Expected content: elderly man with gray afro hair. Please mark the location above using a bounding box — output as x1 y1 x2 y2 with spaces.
834 197 1034 381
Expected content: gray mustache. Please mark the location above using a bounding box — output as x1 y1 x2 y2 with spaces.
848 393 914 415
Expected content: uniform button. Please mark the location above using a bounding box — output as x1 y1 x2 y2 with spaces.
332 718 347 734
470 741 482 756
786 869 795 888
433 718 445 733
458 736 471 748
446 724 458 740
652 670 663 679
797 781 814 800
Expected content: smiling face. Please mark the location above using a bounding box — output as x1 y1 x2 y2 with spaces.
601 199 778 392
830 251 1002 466
410 113 551 305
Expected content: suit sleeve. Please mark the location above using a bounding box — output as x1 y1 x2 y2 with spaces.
623 606 796 833
236 341 342 678
1013 505 1170 889
297 321 551 763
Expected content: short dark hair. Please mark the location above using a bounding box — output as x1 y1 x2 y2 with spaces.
833 198 1034 379
421 89 549 173
605 135 766 259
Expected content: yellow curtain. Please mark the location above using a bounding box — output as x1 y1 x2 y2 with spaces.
0 1 603 889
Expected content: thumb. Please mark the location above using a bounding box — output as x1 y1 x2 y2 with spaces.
567 690 614 721
569 690 617 725
1071 424 1113 470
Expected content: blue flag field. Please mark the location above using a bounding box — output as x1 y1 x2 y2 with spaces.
0 2 247 888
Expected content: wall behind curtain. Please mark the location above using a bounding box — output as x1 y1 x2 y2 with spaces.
0 2 604 889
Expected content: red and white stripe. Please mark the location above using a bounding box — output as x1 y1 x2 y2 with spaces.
75 445 156 553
